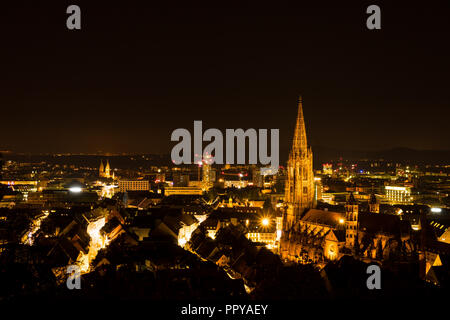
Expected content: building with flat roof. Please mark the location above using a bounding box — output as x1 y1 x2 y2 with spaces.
385 185 412 204
164 187 203 196
118 180 149 192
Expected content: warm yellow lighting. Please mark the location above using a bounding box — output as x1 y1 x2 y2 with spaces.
178 238 187 247
386 186 407 191
261 218 270 226
77 217 108 273
339 218 344 224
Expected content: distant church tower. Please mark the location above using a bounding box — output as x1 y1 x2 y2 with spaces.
99 159 111 178
345 192 359 249
105 160 111 178
283 97 314 232
369 192 379 213
99 160 105 177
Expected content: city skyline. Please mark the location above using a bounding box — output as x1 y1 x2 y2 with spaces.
2 1 450 311
1 2 449 154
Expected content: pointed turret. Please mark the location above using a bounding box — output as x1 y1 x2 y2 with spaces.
291 96 308 157
348 192 357 205
369 192 380 213
99 160 104 177
105 160 111 178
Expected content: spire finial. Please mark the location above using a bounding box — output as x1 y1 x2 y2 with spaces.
291 96 307 155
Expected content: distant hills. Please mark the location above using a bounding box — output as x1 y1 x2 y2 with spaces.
2 147 449 169
311 147 450 165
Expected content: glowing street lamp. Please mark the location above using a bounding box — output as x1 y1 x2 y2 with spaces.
261 218 270 227
68 186 82 193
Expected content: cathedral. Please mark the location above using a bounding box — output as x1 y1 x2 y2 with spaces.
283 97 314 231
279 98 414 264
99 159 114 179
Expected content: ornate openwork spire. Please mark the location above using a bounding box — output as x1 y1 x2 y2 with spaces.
291 96 308 157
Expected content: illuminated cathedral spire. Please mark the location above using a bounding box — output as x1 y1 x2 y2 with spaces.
99 160 105 178
99 159 111 178
282 97 314 232
291 96 309 157
105 160 111 178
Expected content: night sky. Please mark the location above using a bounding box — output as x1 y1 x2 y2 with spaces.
1 1 449 155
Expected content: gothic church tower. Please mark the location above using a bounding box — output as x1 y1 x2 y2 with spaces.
99 160 105 178
283 97 314 232
345 192 359 249
105 160 111 178
369 192 380 213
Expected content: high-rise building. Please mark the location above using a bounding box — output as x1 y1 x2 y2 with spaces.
252 166 264 188
173 173 190 187
282 97 314 232
323 163 333 175
202 154 213 191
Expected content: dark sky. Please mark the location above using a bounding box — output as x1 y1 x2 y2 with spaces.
1 1 449 155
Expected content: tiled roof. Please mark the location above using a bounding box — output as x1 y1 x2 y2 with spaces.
301 209 344 227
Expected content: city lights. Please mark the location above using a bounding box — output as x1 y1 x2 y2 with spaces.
68 186 82 193
0 1 448 307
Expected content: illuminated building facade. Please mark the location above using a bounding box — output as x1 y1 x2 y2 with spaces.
323 163 333 175
118 180 149 192
202 154 213 191
164 186 203 196
385 185 412 204
281 208 346 263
